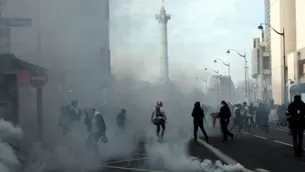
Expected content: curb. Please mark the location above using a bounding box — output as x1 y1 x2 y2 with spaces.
197 138 255 172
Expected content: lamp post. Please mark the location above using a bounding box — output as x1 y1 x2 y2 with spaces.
258 23 286 104
214 58 231 102
205 68 220 97
226 49 248 100
196 77 208 93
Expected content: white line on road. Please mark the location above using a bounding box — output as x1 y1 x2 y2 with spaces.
273 140 293 147
275 128 288 132
274 128 305 135
197 138 255 172
241 131 250 135
252 135 268 140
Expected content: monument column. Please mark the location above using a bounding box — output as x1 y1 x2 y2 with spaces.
155 3 171 82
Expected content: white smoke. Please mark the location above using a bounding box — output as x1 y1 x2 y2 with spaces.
145 136 244 172
0 119 23 172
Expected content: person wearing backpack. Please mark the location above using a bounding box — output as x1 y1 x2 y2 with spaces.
217 100 234 141
151 101 167 141
286 95 305 157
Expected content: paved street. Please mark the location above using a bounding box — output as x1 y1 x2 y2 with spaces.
199 125 305 172
96 139 223 172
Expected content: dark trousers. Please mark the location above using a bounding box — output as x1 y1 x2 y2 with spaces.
154 118 166 138
290 122 305 156
86 132 101 158
221 120 234 140
193 122 209 143
230 117 241 132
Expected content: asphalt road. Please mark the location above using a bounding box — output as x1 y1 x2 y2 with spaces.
95 139 222 172
199 125 305 172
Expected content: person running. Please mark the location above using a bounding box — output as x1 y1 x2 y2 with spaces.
192 101 209 143
84 108 108 158
151 101 167 142
217 100 234 141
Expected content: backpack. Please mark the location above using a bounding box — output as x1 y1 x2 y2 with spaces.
155 105 164 117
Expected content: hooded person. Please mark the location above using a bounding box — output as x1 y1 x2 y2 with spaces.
217 100 234 141
286 95 305 157
192 101 209 143
116 108 126 130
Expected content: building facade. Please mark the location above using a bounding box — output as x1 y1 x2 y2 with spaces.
268 0 305 103
251 37 272 101
208 75 234 103
0 0 112 142
264 0 271 52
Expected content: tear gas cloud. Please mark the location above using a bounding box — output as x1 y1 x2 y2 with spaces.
0 119 23 172
2 0 242 172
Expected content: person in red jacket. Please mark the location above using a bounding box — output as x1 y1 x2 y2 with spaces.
151 101 167 141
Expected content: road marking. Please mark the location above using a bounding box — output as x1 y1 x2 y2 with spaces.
254 168 271 172
103 165 163 171
275 128 288 132
197 138 254 172
253 135 267 140
105 157 150 165
241 131 250 135
273 140 293 147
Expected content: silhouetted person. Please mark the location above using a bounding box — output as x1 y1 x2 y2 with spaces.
286 95 305 157
117 108 126 130
249 103 256 128
256 102 269 133
217 100 234 141
57 100 81 136
192 101 209 143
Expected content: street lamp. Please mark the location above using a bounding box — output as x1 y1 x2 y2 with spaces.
226 49 248 99
214 59 231 101
258 23 286 104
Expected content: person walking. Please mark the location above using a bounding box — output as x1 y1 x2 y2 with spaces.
217 100 234 141
192 101 209 143
286 95 305 157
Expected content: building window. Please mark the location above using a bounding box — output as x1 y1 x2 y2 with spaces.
263 56 270 70
299 63 305 76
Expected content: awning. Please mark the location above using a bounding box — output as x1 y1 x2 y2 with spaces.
0 53 47 73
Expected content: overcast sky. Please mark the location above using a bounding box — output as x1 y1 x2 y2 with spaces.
111 0 264 83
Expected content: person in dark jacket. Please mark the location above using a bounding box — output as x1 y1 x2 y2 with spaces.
192 101 209 143
256 102 269 133
286 95 305 157
57 100 81 136
116 108 126 130
217 100 234 141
